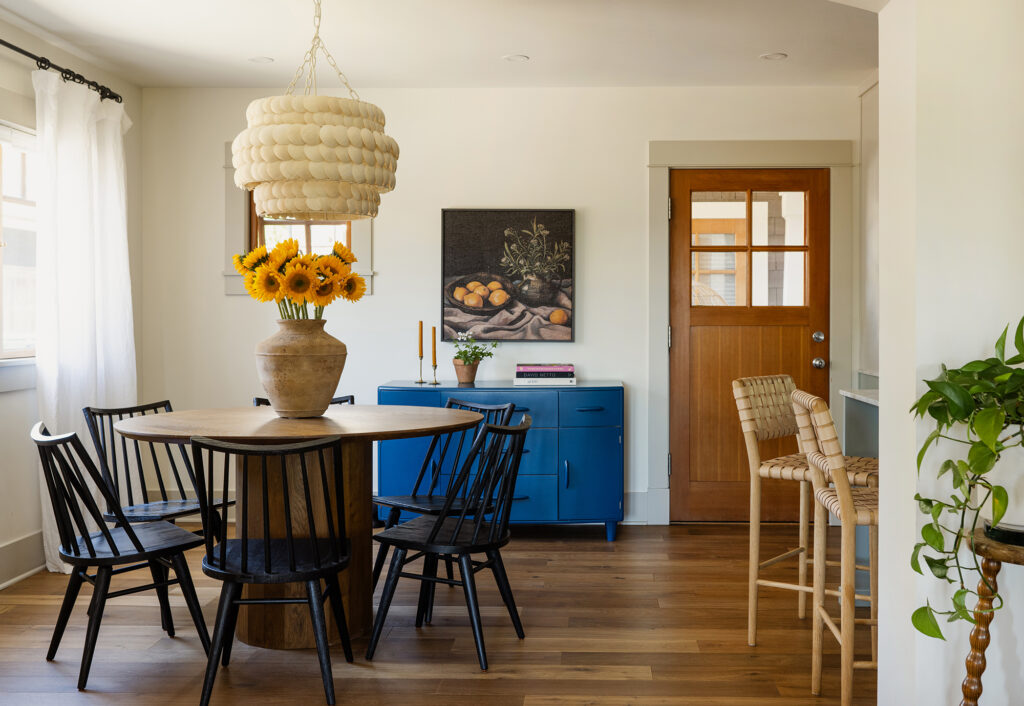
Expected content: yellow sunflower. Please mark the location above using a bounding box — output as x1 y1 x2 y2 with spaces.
232 253 247 275
316 254 350 279
339 273 367 302
309 274 342 307
243 270 257 294
270 238 300 264
332 241 358 265
281 264 315 304
242 245 268 270
293 253 315 268
251 264 284 302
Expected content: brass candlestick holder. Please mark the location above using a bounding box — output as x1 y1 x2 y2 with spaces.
415 356 426 384
429 364 439 385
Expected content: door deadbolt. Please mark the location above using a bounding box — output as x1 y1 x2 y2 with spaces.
812 331 825 343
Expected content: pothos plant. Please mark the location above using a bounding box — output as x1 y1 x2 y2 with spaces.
910 315 1024 639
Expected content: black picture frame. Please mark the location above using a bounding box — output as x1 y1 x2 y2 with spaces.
441 209 575 342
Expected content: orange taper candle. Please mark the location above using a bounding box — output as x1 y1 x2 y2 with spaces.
431 326 437 366
418 320 423 358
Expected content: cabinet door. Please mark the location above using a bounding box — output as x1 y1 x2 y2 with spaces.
557 427 623 520
377 388 441 519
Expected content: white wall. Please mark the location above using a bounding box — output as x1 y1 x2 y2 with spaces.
0 16 142 584
857 81 879 377
879 1 1024 703
140 85 860 515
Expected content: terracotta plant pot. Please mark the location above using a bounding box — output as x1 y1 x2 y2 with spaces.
453 358 479 384
255 319 347 418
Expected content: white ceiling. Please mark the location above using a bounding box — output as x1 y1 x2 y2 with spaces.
0 0 877 89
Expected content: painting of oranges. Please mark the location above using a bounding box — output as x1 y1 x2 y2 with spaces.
441 209 575 342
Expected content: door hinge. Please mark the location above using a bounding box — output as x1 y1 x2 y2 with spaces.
668 197 672 221
668 452 672 478
668 325 672 349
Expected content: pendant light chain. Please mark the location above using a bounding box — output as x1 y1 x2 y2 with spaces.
285 0 360 100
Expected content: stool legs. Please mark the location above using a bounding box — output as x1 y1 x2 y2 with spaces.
840 520 856 706
747 472 761 647
811 501 827 695
870 525 879 663
798 480 810 619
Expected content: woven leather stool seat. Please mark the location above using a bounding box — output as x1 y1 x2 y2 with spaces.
814 486 879 526
760 453 878 488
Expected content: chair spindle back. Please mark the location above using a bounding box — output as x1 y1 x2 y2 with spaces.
253 395 355 407
427 416 531 547
31 422 143 559
83 401 196 512
191 435 348 577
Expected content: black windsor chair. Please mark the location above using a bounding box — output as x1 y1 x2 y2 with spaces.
31 423 210 691
190 435 354 706
366 415 531 671
253 395 355 407
370 398 515 590
83 401 234 534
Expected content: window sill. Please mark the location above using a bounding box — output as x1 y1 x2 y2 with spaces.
0 356 35 393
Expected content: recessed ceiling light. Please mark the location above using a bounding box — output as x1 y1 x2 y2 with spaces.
759 52 789 61
502 54 530 63
248 56 275 64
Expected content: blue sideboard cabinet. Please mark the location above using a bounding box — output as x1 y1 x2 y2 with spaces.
377 380 624 541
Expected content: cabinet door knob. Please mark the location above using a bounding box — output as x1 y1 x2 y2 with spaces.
576 406 604 412
564 460 570 488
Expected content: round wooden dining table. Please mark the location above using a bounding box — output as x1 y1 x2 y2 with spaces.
115 403 481 649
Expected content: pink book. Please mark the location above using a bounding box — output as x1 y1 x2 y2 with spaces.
516 364 575 372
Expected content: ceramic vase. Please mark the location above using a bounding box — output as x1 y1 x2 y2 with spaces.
255 319 347 418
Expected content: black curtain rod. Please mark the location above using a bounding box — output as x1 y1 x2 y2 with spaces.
0 36 122 103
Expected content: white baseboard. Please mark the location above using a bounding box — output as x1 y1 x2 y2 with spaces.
0 530 45 589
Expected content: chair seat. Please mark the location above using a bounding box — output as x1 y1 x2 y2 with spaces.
372 494 475 516
202 538 350 584
374 515 510 554
760 453 879 487
59 521 204 566
815 486 879 526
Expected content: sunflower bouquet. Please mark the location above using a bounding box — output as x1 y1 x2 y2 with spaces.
233 239 366 319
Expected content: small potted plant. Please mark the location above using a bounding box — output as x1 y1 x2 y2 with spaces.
910 315 1024 639
451 333 497 384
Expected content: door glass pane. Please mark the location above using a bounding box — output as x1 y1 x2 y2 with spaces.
691 191 747 245
752 191 805 245
752 251 804 306
692 251 744 306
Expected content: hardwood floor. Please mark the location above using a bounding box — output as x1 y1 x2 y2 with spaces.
0 523 875 704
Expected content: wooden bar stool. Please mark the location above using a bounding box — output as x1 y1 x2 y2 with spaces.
792 390 878 706
733 375 879 647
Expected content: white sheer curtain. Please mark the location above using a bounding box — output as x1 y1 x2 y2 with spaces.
33 71 138 572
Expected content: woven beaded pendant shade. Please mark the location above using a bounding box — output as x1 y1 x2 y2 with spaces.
231 0 399 221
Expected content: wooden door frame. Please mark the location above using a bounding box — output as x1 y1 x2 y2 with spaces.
644 141 856 526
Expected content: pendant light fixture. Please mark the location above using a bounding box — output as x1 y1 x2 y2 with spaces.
232 0 399 221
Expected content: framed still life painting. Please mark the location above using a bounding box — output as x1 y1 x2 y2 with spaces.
441 209 575 342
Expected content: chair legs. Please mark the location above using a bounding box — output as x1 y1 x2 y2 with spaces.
148 560 175 637
811 501 827 696
169 552 211 655
47 569 84 661
488 549 524 639
797 480 810 619
201 581 241 706
416 554 438 628
458 553 487 671
78 566 112 691
366 547 407 660
870 525 879 663
324 575 354 663
371 507 402 590
839 522 856 706
305 579 336 705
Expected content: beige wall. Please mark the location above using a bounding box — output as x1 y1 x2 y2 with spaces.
140 85 860 518
879 0 1024 701
857 81 879 377
0 16 142 584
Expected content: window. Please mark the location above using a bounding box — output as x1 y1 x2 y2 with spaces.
0 133 37 358
690 190 807 307
248 193 351 255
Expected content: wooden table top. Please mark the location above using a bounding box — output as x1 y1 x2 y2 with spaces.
114 404 482 444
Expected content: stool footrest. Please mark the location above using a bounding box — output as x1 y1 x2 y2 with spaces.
759 546 806 570
757 578 812 594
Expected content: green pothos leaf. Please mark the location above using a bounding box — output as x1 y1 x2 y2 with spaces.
921 523 944 553
912 605 946 640
991 485 1009 527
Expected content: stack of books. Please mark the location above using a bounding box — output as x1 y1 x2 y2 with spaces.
514 364 577 386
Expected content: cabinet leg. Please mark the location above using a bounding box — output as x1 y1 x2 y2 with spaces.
605 522 617 542
961 557 1001 706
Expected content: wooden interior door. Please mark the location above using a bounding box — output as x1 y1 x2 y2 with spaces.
669 168 830 522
